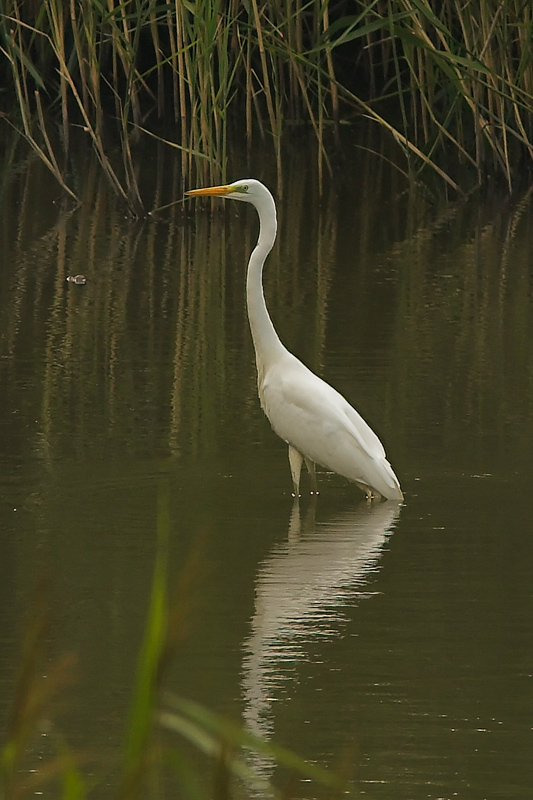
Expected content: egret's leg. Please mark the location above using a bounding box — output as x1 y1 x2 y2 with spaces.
304 457 319 495
288 445 303 497
358 483 382 502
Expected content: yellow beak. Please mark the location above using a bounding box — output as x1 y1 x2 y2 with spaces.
185 184 233 197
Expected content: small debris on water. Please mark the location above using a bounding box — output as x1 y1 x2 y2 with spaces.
66 275 87 285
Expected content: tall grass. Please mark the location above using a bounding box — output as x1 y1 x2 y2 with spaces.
368 0 533 192
2 1 533 209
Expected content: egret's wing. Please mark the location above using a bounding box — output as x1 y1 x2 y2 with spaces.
260 357 385 462
339 395 386 459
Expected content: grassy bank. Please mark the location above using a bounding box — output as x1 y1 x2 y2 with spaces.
1 0 533 211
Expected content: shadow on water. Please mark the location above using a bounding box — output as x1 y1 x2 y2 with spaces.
1 128 533 797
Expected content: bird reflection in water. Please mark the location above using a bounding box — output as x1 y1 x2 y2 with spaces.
241 500 401 789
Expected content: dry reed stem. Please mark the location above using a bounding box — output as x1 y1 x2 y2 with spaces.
3 0 533 202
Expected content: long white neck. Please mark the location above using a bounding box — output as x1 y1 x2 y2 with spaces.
246 193 287 380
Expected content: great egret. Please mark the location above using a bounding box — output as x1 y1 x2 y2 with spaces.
186 179 403 501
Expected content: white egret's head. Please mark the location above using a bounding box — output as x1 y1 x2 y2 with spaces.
186 178 277 234
185 178 268 204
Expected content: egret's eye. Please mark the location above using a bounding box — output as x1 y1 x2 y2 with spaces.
234 184 249 194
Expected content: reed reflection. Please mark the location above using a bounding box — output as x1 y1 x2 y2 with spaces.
241 500 401 783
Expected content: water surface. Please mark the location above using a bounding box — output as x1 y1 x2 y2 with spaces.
1 138 532 798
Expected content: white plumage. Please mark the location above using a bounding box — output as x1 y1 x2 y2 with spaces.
186 179 403 501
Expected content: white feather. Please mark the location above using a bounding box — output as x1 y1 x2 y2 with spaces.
186 178 403 500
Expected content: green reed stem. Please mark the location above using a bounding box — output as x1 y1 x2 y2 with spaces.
2 0 533 205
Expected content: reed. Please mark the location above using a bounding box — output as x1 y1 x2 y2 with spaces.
1 1 533 210
350 0 533 190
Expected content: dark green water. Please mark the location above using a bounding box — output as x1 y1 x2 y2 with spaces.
1 138 532 799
